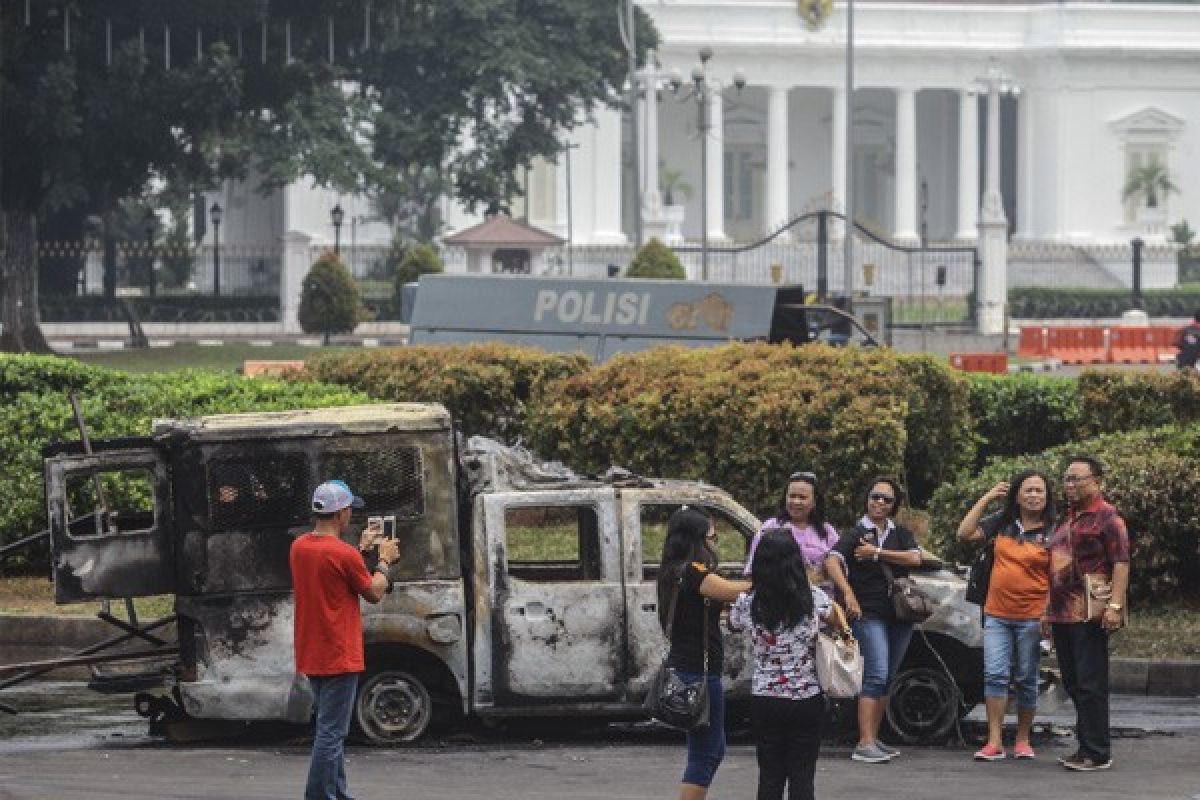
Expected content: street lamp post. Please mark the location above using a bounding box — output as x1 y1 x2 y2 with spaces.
142 209 158 298
209 202 223 296
669 49 744 281
331 203 345 256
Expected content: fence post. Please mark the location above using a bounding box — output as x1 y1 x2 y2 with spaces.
280 231 313 334
816 211 828 300
1131 237 1144 310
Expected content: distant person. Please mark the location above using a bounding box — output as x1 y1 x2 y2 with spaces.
657 506 751 800
745 471 839 596
290 480 398 800
957 471 1055 762
731 531 832 800
1044 457 1130 772
1175 310 1200 370
825 477 922 764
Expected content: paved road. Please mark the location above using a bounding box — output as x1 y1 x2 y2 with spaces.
1 684 1198 800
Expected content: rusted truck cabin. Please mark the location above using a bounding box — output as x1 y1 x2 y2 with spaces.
44 403 984 744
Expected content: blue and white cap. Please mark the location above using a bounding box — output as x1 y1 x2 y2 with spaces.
311 479 365 513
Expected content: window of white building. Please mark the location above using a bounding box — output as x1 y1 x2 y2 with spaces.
1110 106 1185 225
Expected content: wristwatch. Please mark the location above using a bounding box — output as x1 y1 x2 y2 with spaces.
374 559 391 576
1106 602 1123 611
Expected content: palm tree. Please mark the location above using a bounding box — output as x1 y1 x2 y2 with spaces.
659 165 694 206
1122 163 1179 209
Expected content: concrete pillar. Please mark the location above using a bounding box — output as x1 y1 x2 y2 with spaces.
894 87 918 242
956 90 980 240
706 89 726 242
765 86 789 236
1016 89 1035 239
977 83 1009 335
280 230 313 334
831 86 847 235
638 59 662 217
591 105 627 244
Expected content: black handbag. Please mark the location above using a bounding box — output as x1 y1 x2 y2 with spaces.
964 534 996 607
643 573 711 730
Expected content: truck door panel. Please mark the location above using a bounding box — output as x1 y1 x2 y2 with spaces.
45 448 174 603
618 492 757 702
481 492 625 703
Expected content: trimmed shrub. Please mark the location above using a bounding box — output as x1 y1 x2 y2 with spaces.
1077 370 1200 436
626 238 686 279
928 425 1200 604
299 252 362 340
393 243 443 287
526 343 914 524
1008 286 1200 319
0 356 371 572
895 354 975 507
306 343 591 443
967 372 1080 463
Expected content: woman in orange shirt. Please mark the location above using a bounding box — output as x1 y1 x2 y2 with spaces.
957 470 1055 762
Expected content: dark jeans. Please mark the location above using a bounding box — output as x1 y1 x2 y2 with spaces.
751 694 825 800
1052 622 1111 762
305 673 359 800
677 672 726 788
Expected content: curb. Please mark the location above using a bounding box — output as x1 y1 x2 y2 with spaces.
1110 657 1200 697
0 614 177 681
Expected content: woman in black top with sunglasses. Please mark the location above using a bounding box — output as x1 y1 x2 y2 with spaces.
825 476 922 765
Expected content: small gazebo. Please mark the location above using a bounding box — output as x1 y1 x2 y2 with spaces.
443 214 565 274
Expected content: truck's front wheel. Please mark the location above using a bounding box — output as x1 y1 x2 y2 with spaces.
353 668 434 744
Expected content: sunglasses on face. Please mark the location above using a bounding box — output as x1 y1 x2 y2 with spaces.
868 492 896 504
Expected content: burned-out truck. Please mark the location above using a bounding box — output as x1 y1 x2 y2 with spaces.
44 403 985 744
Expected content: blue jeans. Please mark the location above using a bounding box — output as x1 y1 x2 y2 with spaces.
851 616 914 699
676 672 726 788
305 673 359 800
983 614 1042 710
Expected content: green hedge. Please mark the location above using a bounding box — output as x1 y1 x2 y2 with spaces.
967 373 1080 464
1008 286 1200 319
1077 370 1200 437
0 355 371 571
524 343 972 522
305 344 591 443
928 425 1200 604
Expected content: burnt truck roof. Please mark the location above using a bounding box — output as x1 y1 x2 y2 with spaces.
150 403 453 442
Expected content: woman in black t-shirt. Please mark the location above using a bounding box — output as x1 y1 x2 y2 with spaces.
657 507 751 800
825 476 923 765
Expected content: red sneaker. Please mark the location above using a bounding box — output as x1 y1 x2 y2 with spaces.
973 743 1006 761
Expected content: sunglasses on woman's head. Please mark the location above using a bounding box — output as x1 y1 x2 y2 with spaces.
790 471 817 483
869 492 895 504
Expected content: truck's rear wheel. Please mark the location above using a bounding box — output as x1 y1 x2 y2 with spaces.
354 668 434 744
884 667 961 744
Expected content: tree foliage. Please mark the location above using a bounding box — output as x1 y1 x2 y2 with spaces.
0 1 658 351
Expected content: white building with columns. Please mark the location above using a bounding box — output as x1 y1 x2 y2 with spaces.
441 1 1200 291
196 1 1200 335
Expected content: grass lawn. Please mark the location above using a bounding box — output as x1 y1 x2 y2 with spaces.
67 342 364 374
0 575 173 619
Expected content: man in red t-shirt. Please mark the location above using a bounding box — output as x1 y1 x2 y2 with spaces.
291 480 398 800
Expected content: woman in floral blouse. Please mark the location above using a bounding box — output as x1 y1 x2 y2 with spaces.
731 531 832 800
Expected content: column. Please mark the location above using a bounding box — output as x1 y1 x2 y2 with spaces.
765 86 789 236
280 230 313 334
831 86 847 228
977 82 1009 335
638 59 662 216
706 88 726 242
893 87 918 242
956 90 979 239
1016 89 1035 238
590 105 627 244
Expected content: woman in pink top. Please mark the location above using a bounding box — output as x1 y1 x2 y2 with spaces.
745 471 840 595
